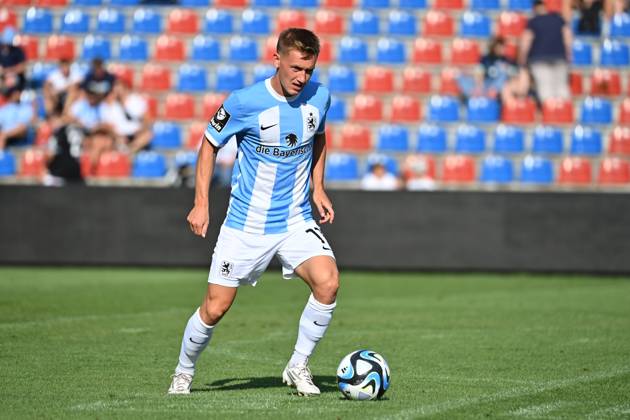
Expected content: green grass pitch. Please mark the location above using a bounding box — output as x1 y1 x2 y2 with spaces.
1 267 630 419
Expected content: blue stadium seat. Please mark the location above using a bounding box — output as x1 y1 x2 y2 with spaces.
328 65 357 93
73 0 102 5
493 125 524 154
467 97 499 122
508 0 532 10
96 9 125 34
253 64 275 83
175 151 197 168
177 64 207 92
376 38 405 63
460 11 491 38
350 11 379 36
82 35 111 61
132 9 162 34
455 124 486 154
0 151 16 176
30 62 57 89
118 36 148 61
580 97 612 124
191 35 220 61
242 9 271 34
532 126 563 154
571 125 602 155
326 153 359 181
216 65 245 91
480 155 514 183
229 36 258 61
610 13 630 37
572 40 593 66
399 0 426 8
520 156 553 183
151 122 182 149
290 0 319 6
366 153 399 175
252 0 281 6
24 8 53 34
327 96 347 122
417 123 447 153
387 11 416 36
180 0 210 6
133 152 167 178
377 125 409 152
428 96 460 122
600 39 630 66
109 0 138 5
362 0 390 8
61 9 90 34
471 0 500 10
205 9 234 34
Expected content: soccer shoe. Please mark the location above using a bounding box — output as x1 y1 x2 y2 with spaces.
282 362 321 396
168 372 193 395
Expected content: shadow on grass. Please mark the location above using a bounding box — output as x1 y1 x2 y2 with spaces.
195 376 338 393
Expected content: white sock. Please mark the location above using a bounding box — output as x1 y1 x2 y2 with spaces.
289 294 336 367
175 308 214 376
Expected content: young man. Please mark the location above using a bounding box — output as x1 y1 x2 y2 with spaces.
168 28 339 397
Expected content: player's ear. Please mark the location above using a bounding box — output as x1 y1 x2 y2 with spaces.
273 52 280 70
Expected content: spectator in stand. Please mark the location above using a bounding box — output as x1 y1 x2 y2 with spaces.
574 0 606 35
0 27 27 92
43 58 83 118
361 161 401 191
65 58 116 113
0 83 35 149
402 155 437 191
519 0 572 103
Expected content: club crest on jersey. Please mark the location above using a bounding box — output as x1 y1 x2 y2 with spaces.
286 133 298 147
210 105 230 133
306 112 317 132
220 260 233 277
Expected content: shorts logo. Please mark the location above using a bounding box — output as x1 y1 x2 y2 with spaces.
220 260 234 277
306 112 317 132
210 105 231 133
286 133 298 147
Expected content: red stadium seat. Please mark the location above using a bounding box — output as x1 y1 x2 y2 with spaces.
542 98 574 124
276 11 307 32
352 94 383 121
412 38 442 64
338 124 371 151
314 10 344 35
80 154 93 178
144 95 158 119
363 66 394 93
164 93 196 120
2 0 30 5
620 98 630 124
442 155 475 183
141 64 171 91
318 38 333 64
503 40 518 61
423 11 454 37
402 155 436 182
590 69 621 96
94 151 131 178
434 0 463 9
558 156 592 184
450 38 480 65
263 36 279 62
45 35 74 60
502 97 536 123
215 0 248 7
322 0 354 7
14 35 38 60
35 0 67 6
187 122 207 149
0 8 17 32
390 95 422 122
167 9 199 34
20 148 46 177
609 126 630 155
402 67 431 93
569 71 583 96
109 63 134 88
497 12 527 37
35 122 53 146
154 35 185 61
439 67 460 96
598 157 630 184
202 93 227 119
544 0 563 13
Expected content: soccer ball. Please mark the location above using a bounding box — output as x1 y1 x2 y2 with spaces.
336 350 390 400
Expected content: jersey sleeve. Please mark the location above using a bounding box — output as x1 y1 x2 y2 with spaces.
204 92 244 148
316 90 331 135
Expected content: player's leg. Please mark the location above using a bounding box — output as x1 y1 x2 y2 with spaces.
169 283 237 395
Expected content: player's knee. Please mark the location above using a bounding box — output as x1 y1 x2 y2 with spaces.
314 268 339 304
201 301 231 326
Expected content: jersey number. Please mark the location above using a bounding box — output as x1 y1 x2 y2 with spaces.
306 227 331 251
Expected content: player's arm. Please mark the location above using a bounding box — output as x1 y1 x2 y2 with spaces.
187 137 219 238
311 132 335 224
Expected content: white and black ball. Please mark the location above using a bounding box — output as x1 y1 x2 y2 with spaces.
336 350 390 400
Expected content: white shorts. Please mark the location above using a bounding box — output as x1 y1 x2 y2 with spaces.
208 220 335 288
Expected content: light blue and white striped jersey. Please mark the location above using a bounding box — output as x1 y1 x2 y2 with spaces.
204 78 331 234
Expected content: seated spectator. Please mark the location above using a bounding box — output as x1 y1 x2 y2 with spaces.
65 58 116 112
361 162 401 191
574 0 605 35
0 27 27 92
402 155 437 191
519 0 572 103
0 83 35 149
43 59 83 118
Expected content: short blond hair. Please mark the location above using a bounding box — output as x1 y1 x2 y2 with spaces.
276 28 320 57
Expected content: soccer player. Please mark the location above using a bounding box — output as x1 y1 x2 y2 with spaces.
168 28 339 397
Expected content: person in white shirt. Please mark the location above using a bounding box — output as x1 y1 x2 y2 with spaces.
361 162 401 191
43 59 83 117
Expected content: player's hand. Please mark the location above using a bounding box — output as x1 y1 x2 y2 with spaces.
313 189 335 224
187 205 210 238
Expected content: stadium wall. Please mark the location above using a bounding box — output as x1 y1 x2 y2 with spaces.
1 186 629 273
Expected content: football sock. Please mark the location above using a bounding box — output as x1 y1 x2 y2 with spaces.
175 308 214 376
289 294 336 367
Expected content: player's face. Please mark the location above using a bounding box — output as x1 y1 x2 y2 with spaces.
273 48 318 97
